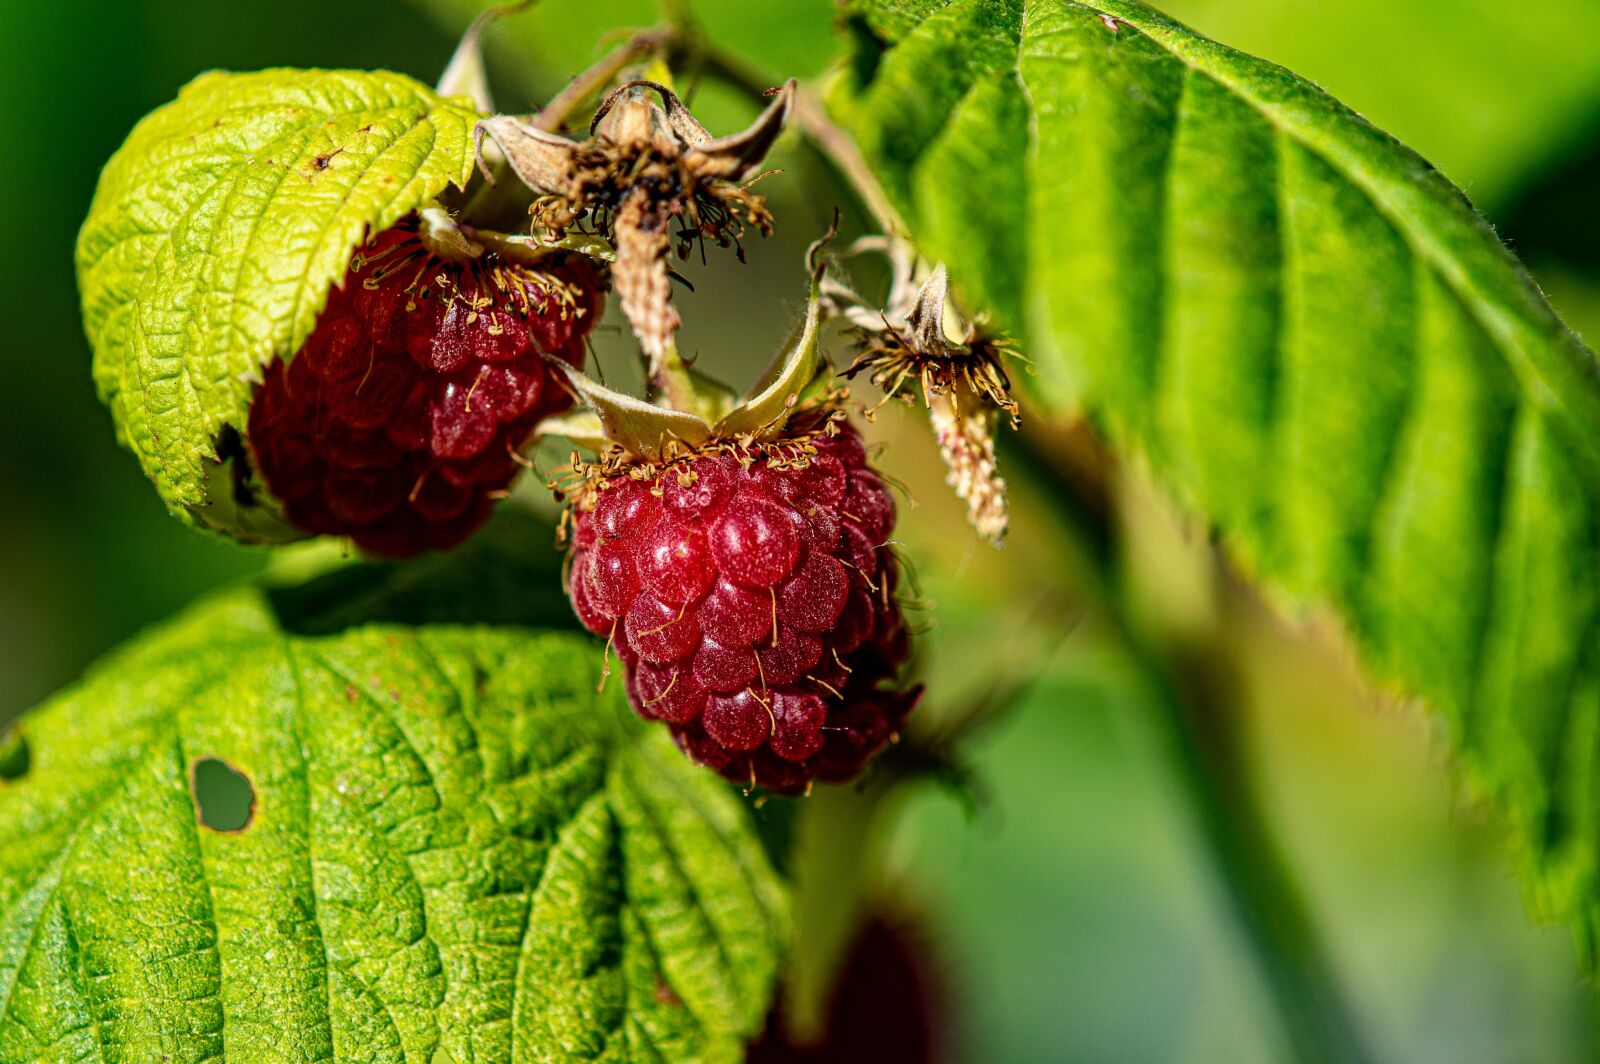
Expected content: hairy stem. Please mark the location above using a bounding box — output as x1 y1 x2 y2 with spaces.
1002 430 1376 1064
536 29 674 132
652 341 700 415
784 91 907 239
674 39 908 238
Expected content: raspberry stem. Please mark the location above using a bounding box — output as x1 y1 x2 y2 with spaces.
464 224 614 267
1002 428 1377 1064
652 341 704 417
671 37 906 240
536 29 675 133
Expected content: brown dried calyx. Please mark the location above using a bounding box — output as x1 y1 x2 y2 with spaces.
830 257 1019 545
476 78 796 370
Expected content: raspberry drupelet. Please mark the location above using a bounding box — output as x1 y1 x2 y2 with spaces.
247 215 603 557
564 410 919 794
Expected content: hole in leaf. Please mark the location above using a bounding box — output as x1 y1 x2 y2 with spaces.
190 756 256 832
0 728 28 781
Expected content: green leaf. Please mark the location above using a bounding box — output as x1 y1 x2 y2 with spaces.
833 0 1600 965
75 69 479 530
1154 0 1600 212
0 539 786 1061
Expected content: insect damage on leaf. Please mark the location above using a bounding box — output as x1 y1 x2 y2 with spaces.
189 755 256 833
0 728 27 782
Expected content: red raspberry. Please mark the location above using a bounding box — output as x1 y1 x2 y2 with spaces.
565 412 919 793
247 215 603 557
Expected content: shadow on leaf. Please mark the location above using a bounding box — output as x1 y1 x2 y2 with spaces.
264 508 576 635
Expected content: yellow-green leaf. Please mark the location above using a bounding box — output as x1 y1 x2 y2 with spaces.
76 69 479 532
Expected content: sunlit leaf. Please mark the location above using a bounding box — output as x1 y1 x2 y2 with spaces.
834 0 1600 967
76 69 479 527
0 529 787 1062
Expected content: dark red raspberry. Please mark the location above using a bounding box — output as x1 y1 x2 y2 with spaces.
565 412 919 793
247 215 603 556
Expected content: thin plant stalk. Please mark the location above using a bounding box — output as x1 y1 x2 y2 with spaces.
1003 431 1377 1064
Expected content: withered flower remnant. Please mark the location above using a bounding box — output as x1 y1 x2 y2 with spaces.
834 263 1019 545
476 78 796 369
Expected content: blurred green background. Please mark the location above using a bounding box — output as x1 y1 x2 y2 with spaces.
4 0 1600 1059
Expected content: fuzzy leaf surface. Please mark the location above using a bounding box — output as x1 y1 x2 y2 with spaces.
833 0 1600 965
0 541 786 1062
76 69 479 526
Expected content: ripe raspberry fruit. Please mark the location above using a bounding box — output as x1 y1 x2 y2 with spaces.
565 411 919 794
247 214 603 557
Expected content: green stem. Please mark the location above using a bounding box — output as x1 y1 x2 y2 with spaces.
656 0 697 33
1002 432 1376 1064
536 29 673 132
652 342 700 414
1141 643 1375 1064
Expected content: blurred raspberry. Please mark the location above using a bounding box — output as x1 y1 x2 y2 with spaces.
749 915 945 1064
248 215 602 556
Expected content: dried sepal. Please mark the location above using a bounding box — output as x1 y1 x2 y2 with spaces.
681 83 796 180
903 265 966 360
475 79 796 369
474 116 577 193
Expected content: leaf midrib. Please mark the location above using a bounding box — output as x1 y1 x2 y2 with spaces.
282 640 337 1063
0 822 85 1030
